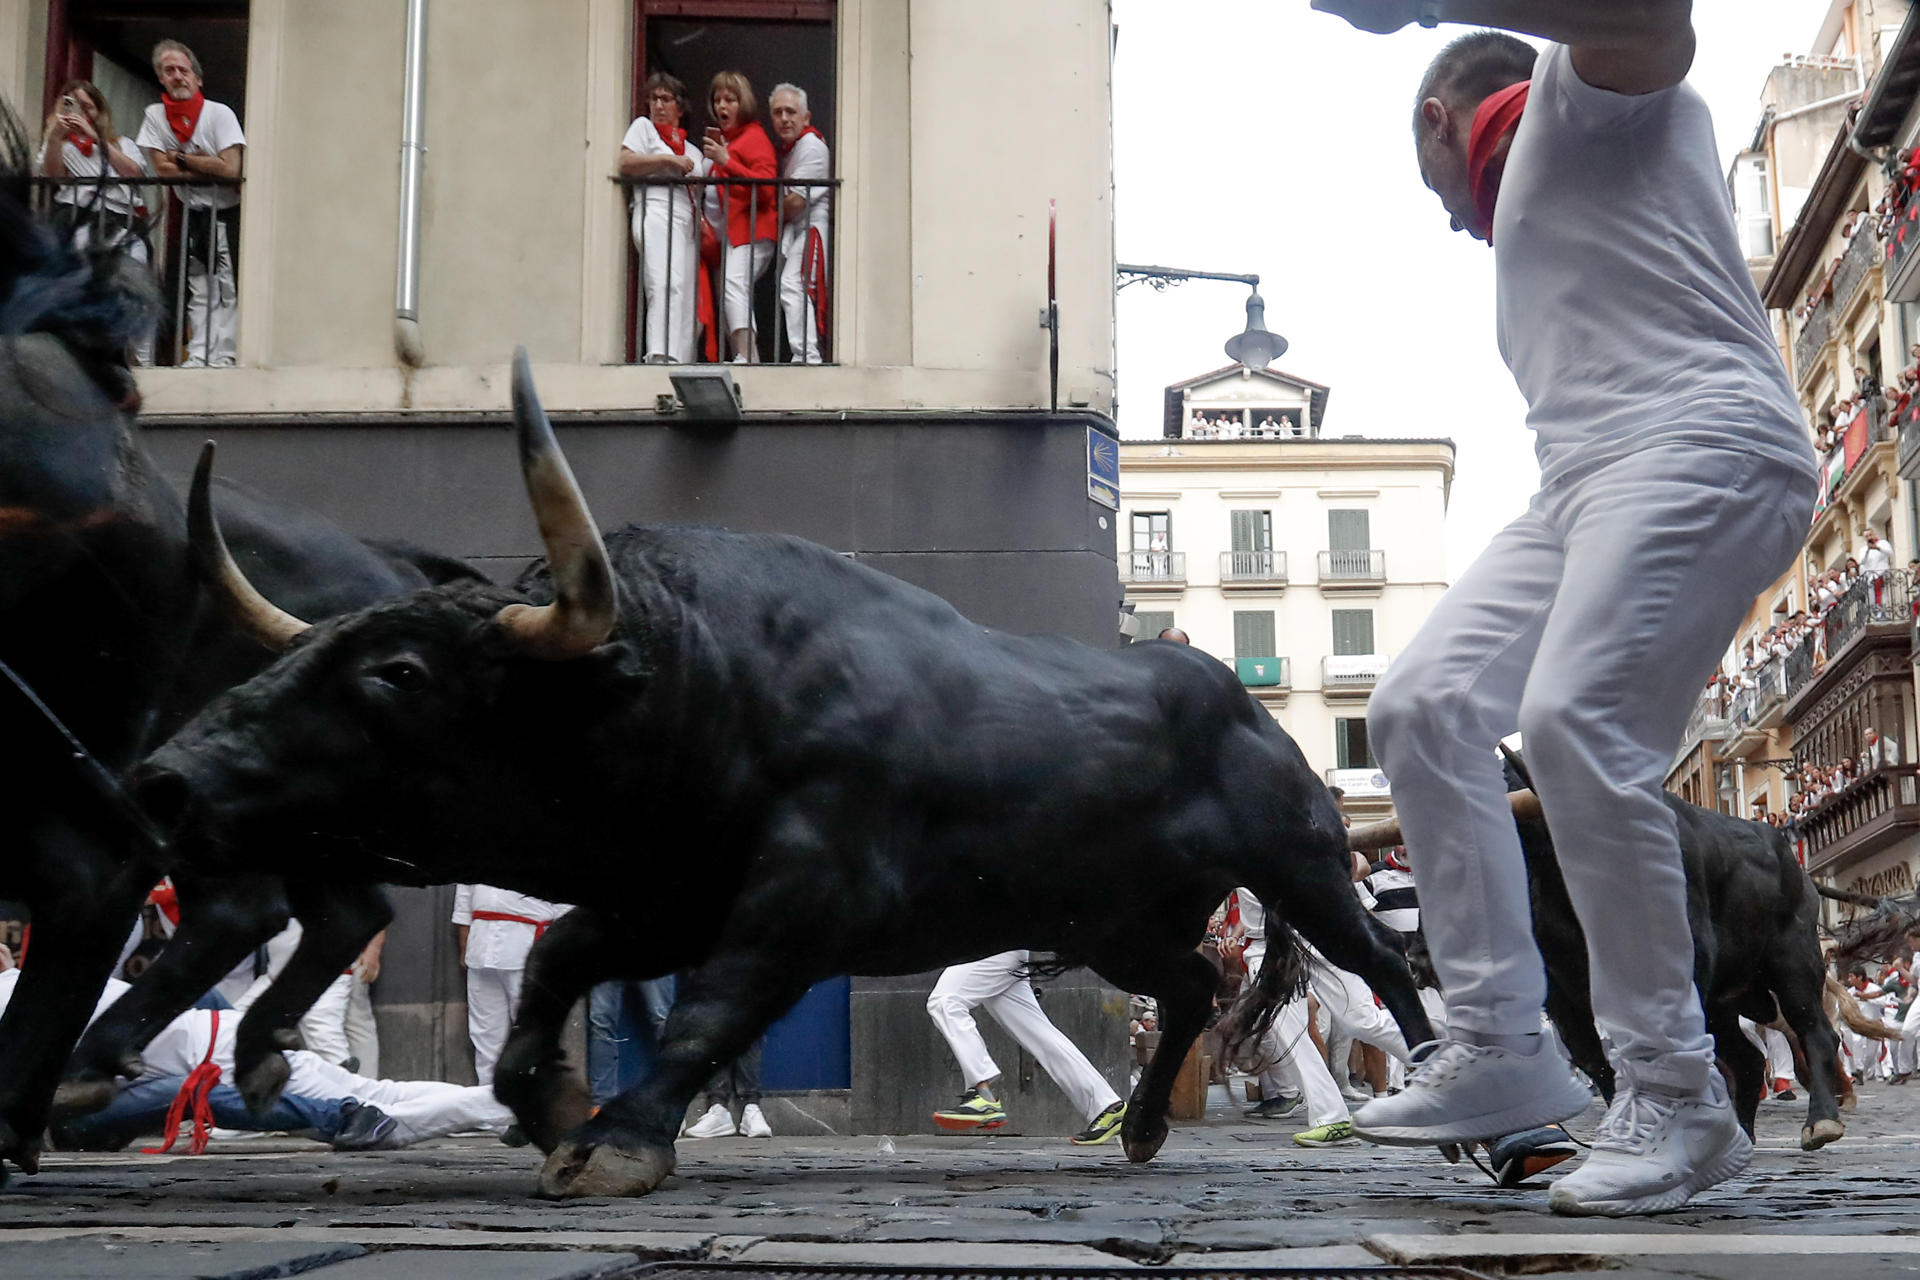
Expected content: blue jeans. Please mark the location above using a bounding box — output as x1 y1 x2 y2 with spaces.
586 977 676 1106
56 1073 346 1150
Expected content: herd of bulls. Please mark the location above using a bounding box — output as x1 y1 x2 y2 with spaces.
0 97 1887 1203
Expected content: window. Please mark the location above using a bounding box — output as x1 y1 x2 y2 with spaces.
1331 609 1375 657
1229 510 1272 553
1233 611 1276 659
1132 610 1174 640
1132 511 1171 552
1328 509 1371 551
1335 718 1376 770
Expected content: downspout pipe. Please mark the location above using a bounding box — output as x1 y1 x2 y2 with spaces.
394 0 427 367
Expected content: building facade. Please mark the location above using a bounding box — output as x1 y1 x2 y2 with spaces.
2 0 1131 1132
1121 364 1455 824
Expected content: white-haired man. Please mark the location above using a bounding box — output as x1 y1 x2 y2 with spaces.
1315 1 1816 1216
769 83 830 364
135 39 244 366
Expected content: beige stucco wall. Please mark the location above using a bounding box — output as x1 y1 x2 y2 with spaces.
113 0 1116 420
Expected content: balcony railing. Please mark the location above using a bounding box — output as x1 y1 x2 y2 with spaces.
1834 226 1880 312
1793 303 1831 381
1220 550 1289 585
30 172 243 368
1322 653 1390 690
1325 766 1391 799
1318 549 1386 584
1727 654 1790 732
1235 656 1290 688
1783 570 1915 703
615 175 839 366
1680 687 1730 753
1121 551 1186 585
1798 764 1920 872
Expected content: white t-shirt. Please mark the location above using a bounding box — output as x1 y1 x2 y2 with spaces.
779 131 832 248
452 884 570 971
619 117 707 219
135 98 245 210
36 135 146 217
1495 45 1815 487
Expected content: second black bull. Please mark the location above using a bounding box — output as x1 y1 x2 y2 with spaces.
131 350 1434 1199
1352 754 1847 1152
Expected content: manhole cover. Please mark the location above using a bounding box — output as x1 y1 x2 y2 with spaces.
632 1265 1488 1280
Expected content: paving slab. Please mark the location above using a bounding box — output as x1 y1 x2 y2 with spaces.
307 1251 639 1280
0 1238 365 1279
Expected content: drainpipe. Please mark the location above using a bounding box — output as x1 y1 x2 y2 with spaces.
394 0 428 367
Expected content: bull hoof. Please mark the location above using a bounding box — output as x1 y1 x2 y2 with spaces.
1121 1121 1168 1164
519 1072 592 1156
536 1138 674 1199
238 1051 292 1114
1840 1091 1858 1113
50 1077 122 1120
1801 1118 1844 1151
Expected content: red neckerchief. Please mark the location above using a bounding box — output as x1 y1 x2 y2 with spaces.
165 89 206 145
1466 80 1530 245
722 120 753 144
775 124 824 162
70 132 94 157
661 124 687 156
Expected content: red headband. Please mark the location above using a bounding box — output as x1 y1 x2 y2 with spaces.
1466 80 1530 244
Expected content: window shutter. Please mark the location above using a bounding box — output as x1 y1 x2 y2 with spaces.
1229 510 1270 553
1328 509 1370 552
1331 609 1375 657
1133 610 1175 640
1233 610 1276 659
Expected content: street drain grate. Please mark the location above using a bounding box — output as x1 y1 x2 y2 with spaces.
632 1265 1489 1280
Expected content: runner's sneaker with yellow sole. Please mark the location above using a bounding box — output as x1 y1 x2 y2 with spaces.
1292 1120 1358 1147
932 1088 1008 1131
1069 1100 1126 1145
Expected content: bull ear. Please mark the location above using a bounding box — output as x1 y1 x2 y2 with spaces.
188 441 311 652
493 348 618 660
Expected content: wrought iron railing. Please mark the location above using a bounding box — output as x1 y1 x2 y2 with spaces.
1121 551 1186 584
1835 227 1880 311
1793 303 1831 381
1318 549 1386 582
1799 764 1920 869
1681 687 1731 749
1220 550 1288 584
1784 570 1915 702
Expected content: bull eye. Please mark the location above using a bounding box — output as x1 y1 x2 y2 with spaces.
368 659 428 693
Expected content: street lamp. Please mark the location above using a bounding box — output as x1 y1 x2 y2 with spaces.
1116 263 1288 371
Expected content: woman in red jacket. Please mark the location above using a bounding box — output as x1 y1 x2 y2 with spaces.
702 71 778 362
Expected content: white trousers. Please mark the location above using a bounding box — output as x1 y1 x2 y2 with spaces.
344 974 379 1078
1370 445 1812 1093
296 973 353 1066
634 199 699 362
778 229 825 363
180 213 237 367
1247 940 1346 1128
1309 952 1411 1064
466 967 524 1086
1738 1017 1795 1084
1391 989 1450 1090
926 951 1120 1122
284 1051 513 1142
721 238 773 346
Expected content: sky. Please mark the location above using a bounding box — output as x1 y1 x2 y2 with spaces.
1112 1 1839 581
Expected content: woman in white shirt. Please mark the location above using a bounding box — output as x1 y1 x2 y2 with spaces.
38 79 153 363
619 73 708 364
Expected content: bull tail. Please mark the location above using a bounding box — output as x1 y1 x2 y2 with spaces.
1828 974 1903 1041
1218 920 1310 1061
1818 883 1890 909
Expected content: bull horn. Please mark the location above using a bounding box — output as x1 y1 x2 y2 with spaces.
493 348 618 660
188 442 311 652
1348 788 1545 852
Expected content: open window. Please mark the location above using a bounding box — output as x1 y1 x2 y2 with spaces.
623 1 838 365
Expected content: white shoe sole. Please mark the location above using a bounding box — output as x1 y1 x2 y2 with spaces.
1547 1135 1752 1217
1354 1076 1593 1146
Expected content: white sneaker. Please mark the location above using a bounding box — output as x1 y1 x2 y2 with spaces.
682 1103 737 1139
1340 1082 1375 1105
739 1103 773 1138
1548 1072 1752 1217
1353 1038 1593 1146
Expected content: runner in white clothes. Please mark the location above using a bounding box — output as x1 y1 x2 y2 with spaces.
452 884 570 1085
1231 889 1354 1147
769 83 830 364
620 72 709 364
1316 2 1817 1217
926 950 1127 1145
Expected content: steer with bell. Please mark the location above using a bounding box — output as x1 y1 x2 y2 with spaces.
134 349 1434 1199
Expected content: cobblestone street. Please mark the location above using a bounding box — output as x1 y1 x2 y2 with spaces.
5 1079 1920 1278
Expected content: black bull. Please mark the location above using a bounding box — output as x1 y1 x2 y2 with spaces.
1354 756 1847 1152
132 351 1436 1198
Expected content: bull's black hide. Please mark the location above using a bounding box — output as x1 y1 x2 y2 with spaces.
131 353 1436 1198
1506 752 1846 1150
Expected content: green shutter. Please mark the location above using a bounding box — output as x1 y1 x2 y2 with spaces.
1233 610 1276 659
1335 718 1376 770
1133 610 1175 640
1328 509 1371 552
1331 609 1375 657
1229 510 1270 553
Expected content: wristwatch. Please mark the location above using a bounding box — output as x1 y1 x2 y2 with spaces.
1417 0 1443 28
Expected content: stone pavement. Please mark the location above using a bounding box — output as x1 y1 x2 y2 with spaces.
5 1080 1920 1278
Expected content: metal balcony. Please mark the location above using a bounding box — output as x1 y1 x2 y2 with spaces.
1120 551 1185 590
1322 653 1390 697
1220 550 1288 587
1235 656 1290 689
1317 549 1386 590
1801 765 1920 876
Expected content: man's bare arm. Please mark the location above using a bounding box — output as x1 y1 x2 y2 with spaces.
1312 0 1695 95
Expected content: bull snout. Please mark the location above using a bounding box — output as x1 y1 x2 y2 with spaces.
129 763 197 840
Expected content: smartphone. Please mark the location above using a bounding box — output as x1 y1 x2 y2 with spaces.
58 94 78 115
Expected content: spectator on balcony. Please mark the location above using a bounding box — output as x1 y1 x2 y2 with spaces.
701 71 778 364
1856 366 1880 399
769 84 830 365
38 79 153 365
620 73 708 365
1862 529 1892 578
1866 728 1902 770
137 38 244 368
